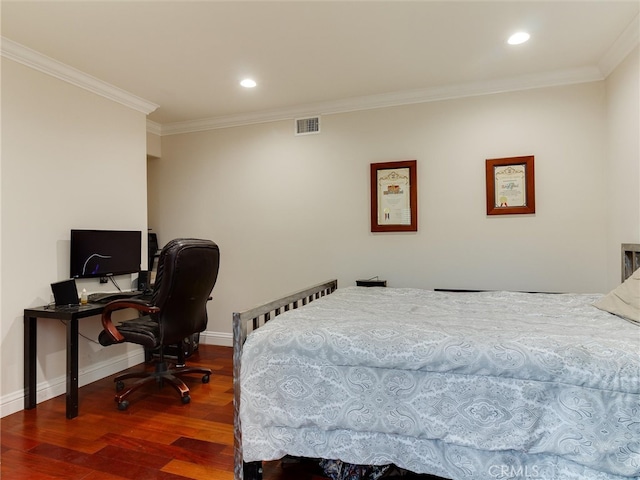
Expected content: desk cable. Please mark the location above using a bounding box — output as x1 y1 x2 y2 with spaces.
108 276 123 292
57 319 101 345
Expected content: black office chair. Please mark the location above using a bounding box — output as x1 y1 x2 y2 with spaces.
98 238 220 410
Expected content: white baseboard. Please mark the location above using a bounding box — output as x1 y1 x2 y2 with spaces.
199 330 232 347
1 330 232 418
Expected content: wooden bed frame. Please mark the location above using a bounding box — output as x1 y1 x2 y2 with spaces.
233 279 338 480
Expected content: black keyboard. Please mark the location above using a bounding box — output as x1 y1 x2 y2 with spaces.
88 291 143 304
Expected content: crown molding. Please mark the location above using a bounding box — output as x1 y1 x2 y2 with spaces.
146 119 163 136
159 65 604 136
1 37 159 115
159 15 637 137
598 13 639 77
1 30 630 137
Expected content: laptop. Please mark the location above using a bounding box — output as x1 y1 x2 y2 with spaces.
50 279 80 307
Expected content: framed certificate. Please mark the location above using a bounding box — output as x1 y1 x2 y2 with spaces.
485 155 535 215
370 160 417 232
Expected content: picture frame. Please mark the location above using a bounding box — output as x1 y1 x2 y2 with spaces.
485 155 535 215
370 160 417 232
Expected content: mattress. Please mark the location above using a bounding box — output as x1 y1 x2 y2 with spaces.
240 287 640 479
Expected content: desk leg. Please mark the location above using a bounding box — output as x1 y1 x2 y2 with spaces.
24 315 37 410
66 318 79 419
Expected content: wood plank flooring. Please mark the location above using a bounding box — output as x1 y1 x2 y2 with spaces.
1 345 443 480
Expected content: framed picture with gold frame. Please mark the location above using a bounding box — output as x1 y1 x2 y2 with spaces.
486 155 535 215
370 160 417 232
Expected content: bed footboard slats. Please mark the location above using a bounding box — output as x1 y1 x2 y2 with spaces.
232 279 338 480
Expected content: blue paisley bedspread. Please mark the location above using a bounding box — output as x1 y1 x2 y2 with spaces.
240 287 640 479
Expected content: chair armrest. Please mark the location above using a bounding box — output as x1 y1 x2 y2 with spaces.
101 299 161 343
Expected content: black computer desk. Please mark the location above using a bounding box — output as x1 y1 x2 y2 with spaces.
24 303 106 419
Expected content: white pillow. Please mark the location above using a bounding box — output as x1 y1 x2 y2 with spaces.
593 267 640 325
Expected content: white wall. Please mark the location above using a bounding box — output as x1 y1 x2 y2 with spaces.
147 131 162 159
1 59 149 416
149 79 636 343
605 46 640 288
3 45 635 418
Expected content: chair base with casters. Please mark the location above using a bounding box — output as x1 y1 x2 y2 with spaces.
99 299 214 411
112 357 212 411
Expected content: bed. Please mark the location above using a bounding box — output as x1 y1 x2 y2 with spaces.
233 246 640 480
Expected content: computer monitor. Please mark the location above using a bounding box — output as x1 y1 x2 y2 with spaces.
70 229 142 279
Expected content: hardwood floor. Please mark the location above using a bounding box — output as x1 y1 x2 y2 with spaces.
1 345 443 480
0 345 330 480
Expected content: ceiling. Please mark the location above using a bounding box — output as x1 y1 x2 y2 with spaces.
2 1 639 133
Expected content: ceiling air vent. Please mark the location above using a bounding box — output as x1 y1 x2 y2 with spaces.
295 116 320 136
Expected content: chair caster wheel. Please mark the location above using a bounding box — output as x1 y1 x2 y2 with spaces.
181 395 191 405
117 400 129 411
202 374 210 384
116 381 125 392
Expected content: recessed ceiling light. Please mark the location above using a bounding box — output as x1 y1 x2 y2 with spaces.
508 32 530 45
240 78 257 88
